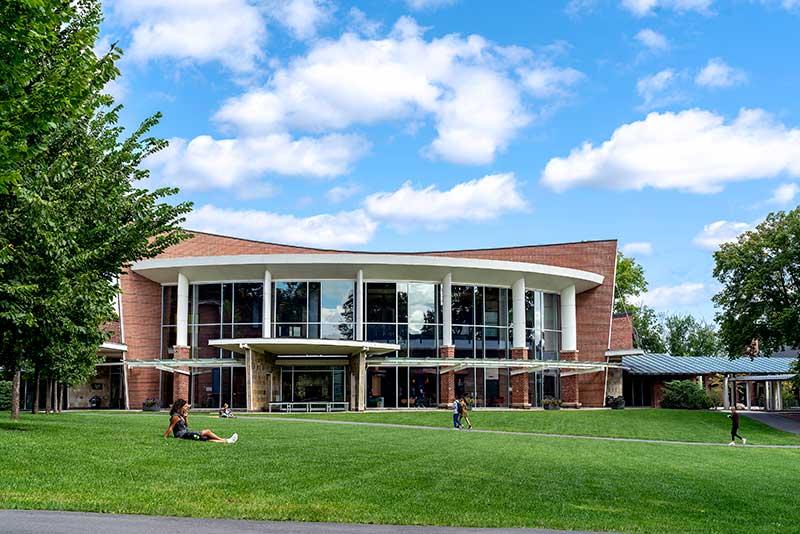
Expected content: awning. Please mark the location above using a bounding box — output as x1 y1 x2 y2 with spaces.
731 374 796 382
126 358 245 369
208 337 401 357
367 357 622 377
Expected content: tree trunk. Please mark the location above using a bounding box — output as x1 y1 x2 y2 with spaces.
56 382 63 413
45 379 52 414
33 371 40 414
11 369 21 421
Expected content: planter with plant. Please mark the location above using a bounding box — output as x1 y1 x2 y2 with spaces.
605 395 625 409
543 395 561 410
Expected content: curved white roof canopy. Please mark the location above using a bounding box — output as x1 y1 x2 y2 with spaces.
132 254 604 293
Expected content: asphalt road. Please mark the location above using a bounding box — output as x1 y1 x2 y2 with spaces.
0 510 596 534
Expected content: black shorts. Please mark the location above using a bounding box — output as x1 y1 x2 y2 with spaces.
176 431 208 441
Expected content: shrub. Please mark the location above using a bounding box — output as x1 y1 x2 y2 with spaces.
605 395 625 409
0 381 12 410
660 380 713 410
543 395 561 409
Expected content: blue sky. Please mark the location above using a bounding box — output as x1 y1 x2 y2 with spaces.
99 0 800 321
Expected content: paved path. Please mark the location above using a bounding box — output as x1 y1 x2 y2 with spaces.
249 415 800 449
745 412 800 435
0 510 593 534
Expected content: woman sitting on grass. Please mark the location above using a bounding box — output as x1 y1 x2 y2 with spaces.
163 399 238 444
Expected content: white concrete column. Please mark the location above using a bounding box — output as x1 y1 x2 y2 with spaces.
262 269 272 338
723 375 730 409
357 351 367 412
512 277 526 349
356 269 364 341
745 382 752 409
560 284 577 353
442 273 453 347
177 272 189 347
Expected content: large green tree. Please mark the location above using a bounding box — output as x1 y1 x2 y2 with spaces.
713 207 800 359
614 252 647 315
0 0 192 420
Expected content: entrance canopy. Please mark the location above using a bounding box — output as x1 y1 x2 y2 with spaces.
367 357 621 377
209 337 400 357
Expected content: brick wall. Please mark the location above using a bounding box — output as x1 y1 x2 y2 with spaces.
610 314 634 350
103 321 122 344
120 268 163 407
510 348 530 408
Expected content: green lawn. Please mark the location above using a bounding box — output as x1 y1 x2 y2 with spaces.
0 411 797 533
265 408 800 445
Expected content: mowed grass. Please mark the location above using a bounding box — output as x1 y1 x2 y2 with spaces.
0 412 798 533
267 408 800 445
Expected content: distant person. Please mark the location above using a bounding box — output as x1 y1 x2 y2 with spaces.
727 406 746 446
164 399 238 444
452 398 461 429
219 403 235 418
459 397 473 430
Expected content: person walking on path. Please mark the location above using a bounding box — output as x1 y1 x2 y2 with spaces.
452 398 461 429
728 406 747 446
459 397 473 430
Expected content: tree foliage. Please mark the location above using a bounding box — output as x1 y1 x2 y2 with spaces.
0 0 192 419
614 252 647 314
660 380 713 410
713 208 800 359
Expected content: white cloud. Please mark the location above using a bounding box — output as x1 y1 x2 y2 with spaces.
518 65 584 98
633 282 706 309
405 0 458 10
109 0 267 72
145 133 369 194
769 183 800 205
635 28 669 51
326 184 361 203
621 0 714 16
213 17 577 165
364 173 527 225
695 58 747 88
265 0 334 40
541 108 800 193
636 69 679 109
621 242 654 255
693 220 753 249
347 7 382 38
186 205 377 247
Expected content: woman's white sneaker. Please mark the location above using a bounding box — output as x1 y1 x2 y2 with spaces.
227 433 239 444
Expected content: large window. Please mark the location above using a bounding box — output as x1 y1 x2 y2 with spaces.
274 281 355 340
524 290 561 361
451 285 510 359
365 282 440 357
280 366 346 402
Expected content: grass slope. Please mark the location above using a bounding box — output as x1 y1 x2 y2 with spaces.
267 408 800 445
1 412 798 533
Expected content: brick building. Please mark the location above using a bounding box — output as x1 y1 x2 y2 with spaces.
57 231 632 411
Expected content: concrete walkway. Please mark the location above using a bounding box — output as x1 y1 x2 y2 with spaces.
745 412 800 435
249 415 800 449
0 510 593 534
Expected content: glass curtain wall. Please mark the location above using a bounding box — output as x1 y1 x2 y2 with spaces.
161 283 253 409
365 281 440 408
453 285 511 407
523 290 562 406
274 281 355 340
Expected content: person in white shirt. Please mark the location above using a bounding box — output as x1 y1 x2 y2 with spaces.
452 398 461 429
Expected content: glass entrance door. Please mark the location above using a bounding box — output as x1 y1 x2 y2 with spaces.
280 367 346 402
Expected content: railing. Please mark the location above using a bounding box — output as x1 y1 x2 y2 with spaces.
268 402 349 413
